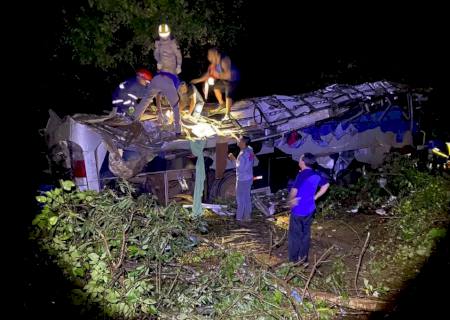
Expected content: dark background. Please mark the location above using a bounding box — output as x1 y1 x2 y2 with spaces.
23 2 448 318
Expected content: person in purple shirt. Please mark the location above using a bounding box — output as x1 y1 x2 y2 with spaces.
228 136 256 222
288 153 330 264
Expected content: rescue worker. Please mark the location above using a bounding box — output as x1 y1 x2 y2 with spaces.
228 136 255 222
133 72 183 137
111 69 153 116
288 153 330 265
178 81 205 118
427 140 450 172
191 48 239 121
154 24 182 75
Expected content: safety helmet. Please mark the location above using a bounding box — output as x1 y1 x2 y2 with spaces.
158 24 171 38
136 68 153 81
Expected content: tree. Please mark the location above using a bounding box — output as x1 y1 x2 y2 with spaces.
64 0 245 71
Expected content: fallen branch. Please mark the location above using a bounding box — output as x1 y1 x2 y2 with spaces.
217 291 247 320
197 236 226 250
306 290 320 320
287 293 302 320
271 229 288 249
286 271 308 283
283 258 308 280
156 267 181 310
308 290 391 312
265 271 302 320
244 290 284 320
97 230 112 261
268 226 273 257
113 212 134 270
112 228 127 270
354 232 370 296
156 262 161 295
303 246 334 297
267 269 390 312
166 268 181 297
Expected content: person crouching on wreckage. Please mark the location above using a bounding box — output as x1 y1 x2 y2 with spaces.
111 68 153 116
133 71 183 137
178 81 205 119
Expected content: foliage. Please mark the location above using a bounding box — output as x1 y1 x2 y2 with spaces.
33 155 448 317
317 153 448 219
32 180 205 318
64 0 246 70
314 154 450 298
366 159 450 287
32 180 336 319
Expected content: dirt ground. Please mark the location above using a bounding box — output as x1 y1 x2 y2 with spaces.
204 209 378 267
201 209 412 318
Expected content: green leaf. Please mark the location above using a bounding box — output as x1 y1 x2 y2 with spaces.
128 245 139 256
77 192 86 200
273 290 283 304
49 216 59 226
143 298 156 305
147 304 157 315
88 253 99 263
106 290 119 303
62 180 76 191
126 292 137 302
427 228 446 240
36 196 47 203
32 215 44 225
416 248 427 256
73 267 85 277
70 251 81 261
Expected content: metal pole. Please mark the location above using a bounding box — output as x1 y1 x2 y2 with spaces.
164 171 169 206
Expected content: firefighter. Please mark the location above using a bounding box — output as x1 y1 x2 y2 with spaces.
154 24 182 75
111 69 153 116
428 140 450 171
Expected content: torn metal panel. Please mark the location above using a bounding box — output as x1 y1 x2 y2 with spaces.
276 127 412 164
102 136 155 179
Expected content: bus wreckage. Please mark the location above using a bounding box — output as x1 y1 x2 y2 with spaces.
44 80 428 206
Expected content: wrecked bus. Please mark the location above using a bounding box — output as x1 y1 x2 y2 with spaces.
44 80 427 204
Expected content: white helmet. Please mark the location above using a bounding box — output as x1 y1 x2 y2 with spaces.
158 24 171 38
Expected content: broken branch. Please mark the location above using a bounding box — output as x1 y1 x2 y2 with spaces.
354 232 370 296
303 246 334 297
